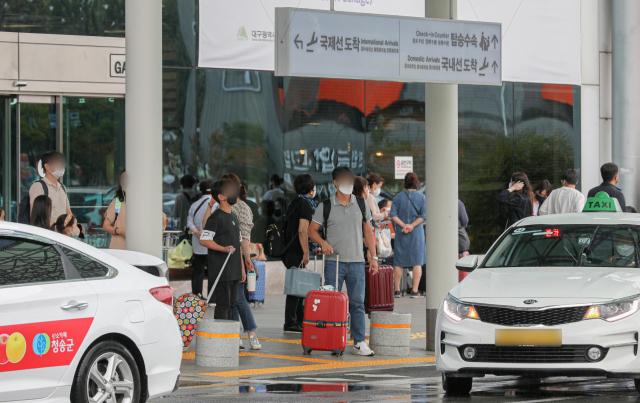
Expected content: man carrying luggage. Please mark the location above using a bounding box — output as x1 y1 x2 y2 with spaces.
309 166 379 356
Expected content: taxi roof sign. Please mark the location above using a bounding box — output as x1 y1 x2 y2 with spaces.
582 191 622 212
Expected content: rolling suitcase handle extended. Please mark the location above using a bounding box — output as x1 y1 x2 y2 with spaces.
321 252 339 290
205 247 234 306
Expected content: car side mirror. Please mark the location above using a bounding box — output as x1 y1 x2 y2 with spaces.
456 255 478 272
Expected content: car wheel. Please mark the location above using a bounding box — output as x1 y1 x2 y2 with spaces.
442 373 472 396
72 340 142 403
634 379 640 393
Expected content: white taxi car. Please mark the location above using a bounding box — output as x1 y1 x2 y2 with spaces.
0 221 182 403
437 192 640 395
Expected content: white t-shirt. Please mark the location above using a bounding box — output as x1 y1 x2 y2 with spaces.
263 188 285 201
538 187 586 215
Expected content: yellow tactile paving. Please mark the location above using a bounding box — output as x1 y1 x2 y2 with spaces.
183 351 196 359
239 352 337 364
200 357 436 377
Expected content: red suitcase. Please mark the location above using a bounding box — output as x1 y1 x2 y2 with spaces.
302 254 349 356
365 265 394 313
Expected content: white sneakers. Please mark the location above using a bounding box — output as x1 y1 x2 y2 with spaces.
249 335 262 350
239 337 244 350
352 341 375 356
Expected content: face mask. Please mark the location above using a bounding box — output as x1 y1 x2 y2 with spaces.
373 188 381 197
617 244 635 257
535 194 547 204
226 195 238 205
338 184 354 195
508 181 514 188
71 227 80 238
52 167 66 179
310 186 316 198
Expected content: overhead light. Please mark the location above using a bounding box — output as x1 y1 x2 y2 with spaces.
300 150 306 155
13 81 27 87
375 152 383 156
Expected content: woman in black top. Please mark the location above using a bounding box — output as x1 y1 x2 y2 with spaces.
282 174 318 333
497 172 535 228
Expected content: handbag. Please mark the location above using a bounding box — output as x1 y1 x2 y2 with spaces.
167 239 194 269
284 262 322 298
458 227 471 253
376 226 393 258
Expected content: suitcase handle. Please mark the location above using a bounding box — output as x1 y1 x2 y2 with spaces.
321 252 339 290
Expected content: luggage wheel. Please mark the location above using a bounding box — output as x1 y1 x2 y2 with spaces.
303 347 312 355
249 302 255 308
257 301 264 307
331 349 343 356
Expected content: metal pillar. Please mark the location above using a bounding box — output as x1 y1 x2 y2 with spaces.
612 1 640 208
425 0 458 352
125 0 163 258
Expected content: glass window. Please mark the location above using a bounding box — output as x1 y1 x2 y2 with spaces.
19 103 57 198
102 0 125 37
162 67 197 225
0 97 17 222
0 0 104 37
62 97 125 228
513 83 581 191
366 81 424 194
62 246 111 278
458 82 514 253
283 77 365 200
483 225 638 268
0 237 65 286
162 0 197 67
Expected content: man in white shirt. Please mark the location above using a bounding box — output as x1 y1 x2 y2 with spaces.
539 169 586 215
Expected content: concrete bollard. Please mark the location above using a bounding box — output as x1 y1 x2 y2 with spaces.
195 319 239 367
369 312 411 356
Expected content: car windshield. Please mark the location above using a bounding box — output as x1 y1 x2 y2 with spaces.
483 225 640 268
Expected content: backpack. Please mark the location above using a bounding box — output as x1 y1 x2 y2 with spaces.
262 203 300 258
321 195 367 239
18 180 67 225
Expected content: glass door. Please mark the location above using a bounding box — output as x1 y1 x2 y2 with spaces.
19 102 57 203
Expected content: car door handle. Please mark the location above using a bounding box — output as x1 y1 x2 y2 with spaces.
60 302 89 310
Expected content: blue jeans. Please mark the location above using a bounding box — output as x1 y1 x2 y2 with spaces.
323 260 366 344
233 282 258 333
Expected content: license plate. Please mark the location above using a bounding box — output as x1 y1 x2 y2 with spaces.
495 329 561 346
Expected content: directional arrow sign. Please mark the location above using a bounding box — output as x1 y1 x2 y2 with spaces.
275 8 502 85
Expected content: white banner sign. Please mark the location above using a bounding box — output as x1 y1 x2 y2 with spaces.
198 0 425 71
276 9 501 85
395 156 413 180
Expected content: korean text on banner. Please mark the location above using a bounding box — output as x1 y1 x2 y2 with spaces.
275 9 502 85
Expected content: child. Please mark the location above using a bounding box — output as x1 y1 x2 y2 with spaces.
52 213 85 239
199 179 245 320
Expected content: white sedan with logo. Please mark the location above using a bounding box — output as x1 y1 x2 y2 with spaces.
437 193 640 395
0 222 182 403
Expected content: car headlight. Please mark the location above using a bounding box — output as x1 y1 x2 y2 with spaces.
584 297 640 322
443 294 480 322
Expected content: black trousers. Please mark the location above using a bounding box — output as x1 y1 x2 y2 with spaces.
191 254 207 296
211 280 240 320
283 252 305 328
